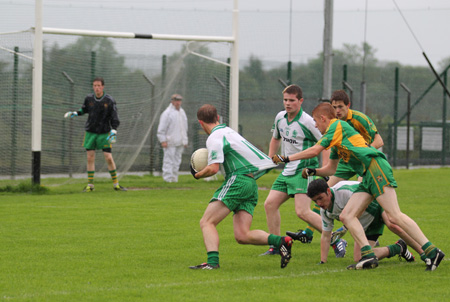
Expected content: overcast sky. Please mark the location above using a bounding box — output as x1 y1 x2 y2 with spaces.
1 0 449 68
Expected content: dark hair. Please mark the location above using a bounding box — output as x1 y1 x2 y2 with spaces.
307 178 329 198
197 104 218 123
330 90 350 105
283 84 303 99
312 102 336 119
93 77 105 85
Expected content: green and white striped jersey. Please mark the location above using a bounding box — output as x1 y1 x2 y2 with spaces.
207 124 276 179
272 108 322 176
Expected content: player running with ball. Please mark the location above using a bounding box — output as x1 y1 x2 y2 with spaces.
189 104 293 270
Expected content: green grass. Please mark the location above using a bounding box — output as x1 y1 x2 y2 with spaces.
1 169 449 301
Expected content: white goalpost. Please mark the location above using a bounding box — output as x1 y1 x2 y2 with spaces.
28 0 240 184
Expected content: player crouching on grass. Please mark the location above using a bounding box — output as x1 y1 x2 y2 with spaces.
307 178 419 266
272 102 444 271
189 104 293 270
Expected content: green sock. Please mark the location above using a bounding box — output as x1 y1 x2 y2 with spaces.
422 242 437 259
361 245 376 258
109 169 118 185
420 253 427 262
387 243 401 258
304 228 314 238
268 234 282 250
207 251 219 266
87 171 95 185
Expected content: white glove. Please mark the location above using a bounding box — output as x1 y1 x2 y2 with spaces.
64 111 78 118
107 129 117 144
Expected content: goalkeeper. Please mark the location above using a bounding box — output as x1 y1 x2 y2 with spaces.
64 77 126 192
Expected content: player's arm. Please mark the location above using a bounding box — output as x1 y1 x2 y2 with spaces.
320 230 332 263
268 137 281 158
194 163 220 179
315 158 339 177
289 144 324 161
371 133 384 149
321 148 330 167
110 100 120 130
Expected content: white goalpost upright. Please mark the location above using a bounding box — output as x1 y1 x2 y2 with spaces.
30 0 240 184
31 0 43 184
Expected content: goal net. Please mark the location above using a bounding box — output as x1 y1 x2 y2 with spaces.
0 30 233 182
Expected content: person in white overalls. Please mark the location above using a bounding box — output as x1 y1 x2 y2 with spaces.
157 94 188 182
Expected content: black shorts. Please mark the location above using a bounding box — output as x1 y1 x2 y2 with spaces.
86 148 112 153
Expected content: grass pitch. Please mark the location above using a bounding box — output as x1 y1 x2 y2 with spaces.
0 168 449 301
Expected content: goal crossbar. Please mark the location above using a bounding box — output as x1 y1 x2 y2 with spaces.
38 27 235 43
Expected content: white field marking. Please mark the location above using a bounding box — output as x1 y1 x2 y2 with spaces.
2 270 344 299
145 268 346 288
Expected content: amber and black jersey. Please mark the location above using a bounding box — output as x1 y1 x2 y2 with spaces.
77 93 120 134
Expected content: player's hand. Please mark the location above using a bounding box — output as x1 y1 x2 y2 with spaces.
64 111 78 118
107 130 117 143
190 164 199 180
272 154 290 164
301 168 316 178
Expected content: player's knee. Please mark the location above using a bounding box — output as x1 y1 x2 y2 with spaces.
264 199 278 212
234 235 247 245
105 156 114 166
199 217 208 229
382 209 403 225
387 222 402 235
295 209 309 220
339 212 349 224
386 214 404 227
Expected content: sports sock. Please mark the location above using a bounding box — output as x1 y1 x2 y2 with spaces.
207 251 219 266
109 169 119 185
87 171 95 185
268 234 282 249
387 243 401 258
304 227 314 238
360 245 376 258
420 253 427 262
422 242 437 259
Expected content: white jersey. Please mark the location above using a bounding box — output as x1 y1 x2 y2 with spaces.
321 181 378 232
207 124 276 178
157 103 188 147
271 108 322 176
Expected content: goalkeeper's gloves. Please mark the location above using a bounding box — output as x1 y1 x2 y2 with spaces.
190 164 199 180
272 154 290 164
301 167 316 179
107 130 117 144
64 111 78 118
